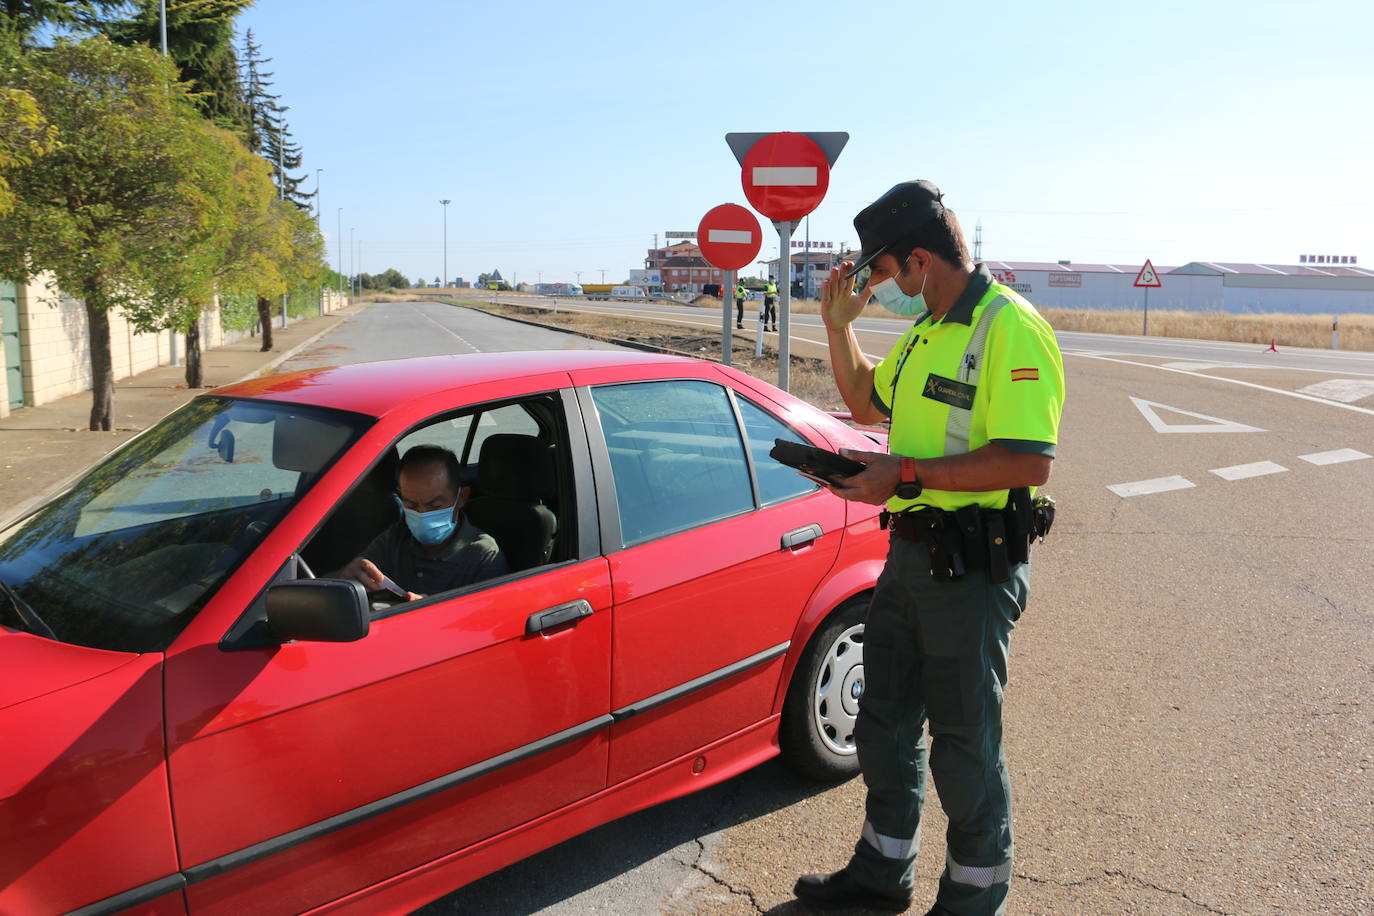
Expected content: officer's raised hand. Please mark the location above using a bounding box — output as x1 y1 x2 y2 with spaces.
826 448 900 505
820 261 871 330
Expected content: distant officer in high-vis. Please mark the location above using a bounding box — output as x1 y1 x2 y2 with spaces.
736 279 748 329
794 180 1064 916
763 275 779 331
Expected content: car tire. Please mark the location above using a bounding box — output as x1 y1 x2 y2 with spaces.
779 595 868 781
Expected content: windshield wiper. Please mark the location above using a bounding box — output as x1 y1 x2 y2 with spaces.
0 577 57 641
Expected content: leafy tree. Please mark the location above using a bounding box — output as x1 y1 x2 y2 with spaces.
0 0 125 44
0 35 224 429
0 71 57 214
103 0 254 130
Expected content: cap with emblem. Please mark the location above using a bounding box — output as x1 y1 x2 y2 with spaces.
846 180 946 279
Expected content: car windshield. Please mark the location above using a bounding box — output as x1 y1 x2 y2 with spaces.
0 397 367 653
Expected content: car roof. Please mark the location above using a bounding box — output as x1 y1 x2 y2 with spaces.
209 350 702 417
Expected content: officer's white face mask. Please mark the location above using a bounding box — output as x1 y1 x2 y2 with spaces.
870 258 928 317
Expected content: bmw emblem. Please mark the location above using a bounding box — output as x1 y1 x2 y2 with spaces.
850 680 864 700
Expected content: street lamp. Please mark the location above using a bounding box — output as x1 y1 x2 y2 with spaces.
273 106 290 201
439 199 451 288
314 168 323 221
336 207 343 297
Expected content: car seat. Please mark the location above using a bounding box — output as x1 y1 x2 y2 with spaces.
464 434 558 572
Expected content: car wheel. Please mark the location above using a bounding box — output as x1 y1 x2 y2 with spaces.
780 595 868 781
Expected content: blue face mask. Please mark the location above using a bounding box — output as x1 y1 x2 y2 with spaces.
870 262 928 317
395 496 458 546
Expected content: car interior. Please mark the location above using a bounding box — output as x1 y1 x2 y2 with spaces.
298 395 569 608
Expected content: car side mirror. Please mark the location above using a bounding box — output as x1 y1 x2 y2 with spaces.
266 579 370 644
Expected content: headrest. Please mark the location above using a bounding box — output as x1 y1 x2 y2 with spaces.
272 414 355 473
477 434 555 500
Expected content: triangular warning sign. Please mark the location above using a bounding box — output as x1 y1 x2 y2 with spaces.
1134 259 1162 288
1128 397 1265 434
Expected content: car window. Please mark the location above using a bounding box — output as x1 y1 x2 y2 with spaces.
735 396 821 505
0 398 366 652
591 380 753 547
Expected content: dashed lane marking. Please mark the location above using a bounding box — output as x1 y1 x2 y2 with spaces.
1106 476 1196 498
1298 448 1371 466
1209 461 1288 481
1296 379 1374 403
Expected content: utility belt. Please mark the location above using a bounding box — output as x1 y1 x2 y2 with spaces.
879 488 1056 584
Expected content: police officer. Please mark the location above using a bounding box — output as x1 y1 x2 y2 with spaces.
736 278 748 329
763 275 779 331
793 180 1064 915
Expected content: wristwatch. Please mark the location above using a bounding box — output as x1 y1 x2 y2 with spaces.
895 457 922 500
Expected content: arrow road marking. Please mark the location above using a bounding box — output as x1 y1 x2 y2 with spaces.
1129 397 1266 434
707 229 754 244
752 166 818 186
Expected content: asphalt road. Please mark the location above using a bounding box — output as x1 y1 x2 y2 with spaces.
286 300 1373 915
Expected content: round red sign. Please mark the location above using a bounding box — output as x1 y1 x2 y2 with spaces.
697 204 762 271
740 132 830 222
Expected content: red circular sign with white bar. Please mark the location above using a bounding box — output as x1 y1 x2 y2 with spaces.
741 132 830 222
697 204 762 271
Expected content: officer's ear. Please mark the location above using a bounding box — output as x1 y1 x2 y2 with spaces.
455 485 472 511
904 247 934 277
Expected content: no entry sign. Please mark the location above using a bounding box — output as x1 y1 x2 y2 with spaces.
697 204 762 271
741 132 830 222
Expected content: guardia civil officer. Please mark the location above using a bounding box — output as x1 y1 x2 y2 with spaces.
793 181 1064 915
763 275 779 331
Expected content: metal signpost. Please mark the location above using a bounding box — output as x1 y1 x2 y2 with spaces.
697 204 762 367
1134 258 1162 335
726 131 847 391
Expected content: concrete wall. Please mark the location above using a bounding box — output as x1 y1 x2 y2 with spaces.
1 275 349 415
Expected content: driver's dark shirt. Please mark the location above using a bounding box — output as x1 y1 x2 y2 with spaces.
360 515 508 596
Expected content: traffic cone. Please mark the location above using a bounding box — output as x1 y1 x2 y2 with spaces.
1266 338 1278 353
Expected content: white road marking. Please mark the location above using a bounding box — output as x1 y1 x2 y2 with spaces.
1209 461 1288 481
1129 397 1266 434
1298 448 1371 465
1107 476 1196 497
412 304 480 352
1159 361 1224 371
1078 354 1374 417
1296 379 1374 403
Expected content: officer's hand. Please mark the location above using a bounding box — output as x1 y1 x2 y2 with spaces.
341 557 385 591
821 261 871 331
825 449 900 505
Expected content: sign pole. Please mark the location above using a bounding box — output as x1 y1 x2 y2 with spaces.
777 219 792 391
722 268 734 367
1143 286 1149 336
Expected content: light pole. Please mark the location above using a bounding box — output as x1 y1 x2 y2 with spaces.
439 199 450 288
349 227 355 297
336 208 343 297
314 168 323 221
575 271 582 285
159 0 167 54
273 107 290 329
600 269 607 284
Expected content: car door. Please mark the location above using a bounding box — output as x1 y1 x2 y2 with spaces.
160 387 613 916
570 365 846 784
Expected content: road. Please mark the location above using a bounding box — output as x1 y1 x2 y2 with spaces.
285 300 1373 915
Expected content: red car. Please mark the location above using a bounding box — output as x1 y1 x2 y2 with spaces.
0 351 887 915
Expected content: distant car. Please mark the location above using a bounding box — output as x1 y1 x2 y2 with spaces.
0 350 887 915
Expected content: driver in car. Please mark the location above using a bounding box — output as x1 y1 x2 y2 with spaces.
338 445 508 600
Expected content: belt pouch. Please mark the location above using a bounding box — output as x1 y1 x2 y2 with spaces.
984 514 1011 584
955 505 987 571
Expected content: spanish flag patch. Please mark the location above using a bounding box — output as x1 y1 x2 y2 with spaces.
1010 367 1039 382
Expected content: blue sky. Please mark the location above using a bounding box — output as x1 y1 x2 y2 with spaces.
238 0 1373 286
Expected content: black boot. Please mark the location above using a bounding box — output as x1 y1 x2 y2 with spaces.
793 868 911 912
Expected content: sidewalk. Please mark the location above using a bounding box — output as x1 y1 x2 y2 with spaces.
0 301 369 528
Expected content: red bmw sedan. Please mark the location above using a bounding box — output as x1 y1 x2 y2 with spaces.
0 350 887 915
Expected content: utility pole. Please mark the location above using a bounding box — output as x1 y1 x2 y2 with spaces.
439 199 451 288
314 169 323 221
336 208 344 297
159 0 167 55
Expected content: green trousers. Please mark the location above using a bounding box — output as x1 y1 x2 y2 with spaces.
845 535 1030 916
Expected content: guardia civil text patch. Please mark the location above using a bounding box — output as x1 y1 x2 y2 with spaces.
922 373 976 410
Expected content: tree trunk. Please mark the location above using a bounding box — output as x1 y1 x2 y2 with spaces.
256 296 273 351
184 316 203 388
83 283 114 431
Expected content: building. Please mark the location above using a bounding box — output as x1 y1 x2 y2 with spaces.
981 260 1374 314
764 248 846 298
645 241 726 294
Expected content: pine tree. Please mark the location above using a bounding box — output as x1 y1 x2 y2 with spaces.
240 28 309 210
0 0 125 44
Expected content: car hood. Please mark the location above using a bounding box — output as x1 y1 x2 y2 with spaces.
0 630 140 712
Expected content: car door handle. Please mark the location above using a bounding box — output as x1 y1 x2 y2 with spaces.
781 524 823 550
525 599 594 635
